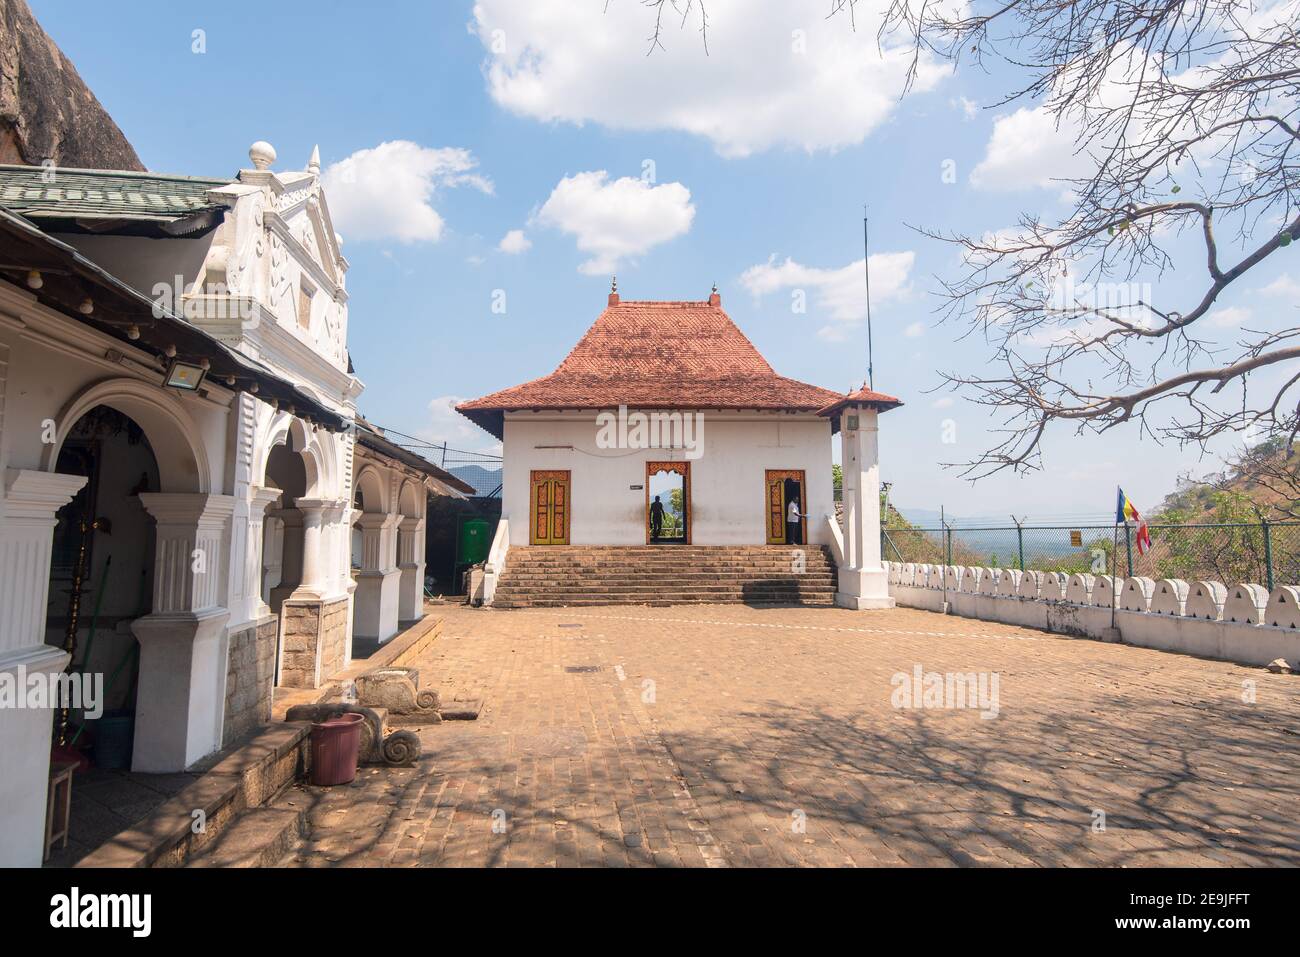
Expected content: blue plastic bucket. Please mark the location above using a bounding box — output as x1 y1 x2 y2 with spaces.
92 710 135 769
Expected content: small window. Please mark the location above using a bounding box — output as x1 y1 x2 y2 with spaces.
298 277 316 329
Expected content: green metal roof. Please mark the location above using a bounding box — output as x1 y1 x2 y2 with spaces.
0 164 233 222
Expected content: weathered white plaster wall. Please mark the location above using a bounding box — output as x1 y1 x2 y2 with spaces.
501 410 835 546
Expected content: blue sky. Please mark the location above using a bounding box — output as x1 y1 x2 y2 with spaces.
31 0 1299 521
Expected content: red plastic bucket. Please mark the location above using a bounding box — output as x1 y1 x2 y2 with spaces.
309 713 365 786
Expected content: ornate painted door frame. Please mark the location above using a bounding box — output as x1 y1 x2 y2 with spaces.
645 461 690 544
765 469 806 544
530 470 570 545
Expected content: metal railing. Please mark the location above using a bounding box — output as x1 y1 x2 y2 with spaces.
881 521 1300 590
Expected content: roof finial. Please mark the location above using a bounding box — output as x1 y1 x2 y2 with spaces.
249 140 276 171
608 275 620 307
307 144 321 174
708 282 721 307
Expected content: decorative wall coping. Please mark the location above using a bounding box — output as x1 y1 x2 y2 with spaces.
884 561 1300 630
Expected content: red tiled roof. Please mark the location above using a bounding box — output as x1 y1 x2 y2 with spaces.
457 297 880 438
817 383 903 418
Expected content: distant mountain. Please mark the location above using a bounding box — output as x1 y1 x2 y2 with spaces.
449 464 502 497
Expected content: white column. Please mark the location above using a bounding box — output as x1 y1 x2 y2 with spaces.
0 469 86 867
352 512 402 642
835 406 894 610
131 493 236 772
244 486 282 621
397 517 426 622
292 497 330 598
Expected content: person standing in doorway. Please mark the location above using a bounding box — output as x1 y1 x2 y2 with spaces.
786 490 804 545
650 495 665 541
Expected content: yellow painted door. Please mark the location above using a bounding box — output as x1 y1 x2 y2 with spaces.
530 470 570 545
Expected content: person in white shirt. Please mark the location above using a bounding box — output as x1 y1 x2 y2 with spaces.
786 495 804 545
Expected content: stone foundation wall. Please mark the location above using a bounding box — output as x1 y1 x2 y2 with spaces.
279 602 322 689
223 615 278 747
319 597 350 680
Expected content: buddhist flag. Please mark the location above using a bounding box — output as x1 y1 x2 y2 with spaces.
1116 487 1152 555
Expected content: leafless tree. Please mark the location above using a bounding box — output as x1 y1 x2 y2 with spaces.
854 0 1300 476
627 0 710 54
637 0 1300 478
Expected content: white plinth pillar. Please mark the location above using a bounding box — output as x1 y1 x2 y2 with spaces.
836 407 894 610
397 517 426 623
0 469 86 867
131 493 236 771
242 486 283 622
353 512 401 643
293 498 329 599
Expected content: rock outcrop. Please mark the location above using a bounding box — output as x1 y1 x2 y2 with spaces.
0 0 142 170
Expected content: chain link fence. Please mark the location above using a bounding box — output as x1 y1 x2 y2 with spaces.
882 522 1300 590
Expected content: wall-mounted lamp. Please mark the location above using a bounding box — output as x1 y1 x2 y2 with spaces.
163 357 207 391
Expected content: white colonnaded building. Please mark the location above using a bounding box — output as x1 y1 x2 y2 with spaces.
0 141 470 866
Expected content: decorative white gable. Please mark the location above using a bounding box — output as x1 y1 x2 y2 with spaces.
186 141 356 406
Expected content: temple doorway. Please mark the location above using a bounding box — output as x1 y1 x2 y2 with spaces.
646 461 689 544
765 469 806 545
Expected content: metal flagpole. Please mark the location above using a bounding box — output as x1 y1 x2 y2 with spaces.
863 209 874 390
1111 519 1120 631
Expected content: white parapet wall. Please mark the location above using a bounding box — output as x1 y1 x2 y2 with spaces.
884 562 1300 668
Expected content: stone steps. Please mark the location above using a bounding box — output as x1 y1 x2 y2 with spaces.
493 545 838 608
187 806 308 868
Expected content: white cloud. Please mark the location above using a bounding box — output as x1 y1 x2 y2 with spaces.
931 396 954 409
1206 305 1252 328
1260 273 1300 297
903 321 925 338
423 395 502 453
970 105 1091 191
534 171 694 274
739 251 915 340
498 229 531 254
471 0 951 158
954 96 979 120
322 141 492 243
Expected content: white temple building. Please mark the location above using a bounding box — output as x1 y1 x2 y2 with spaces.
457 285 900 610
0 141 469 866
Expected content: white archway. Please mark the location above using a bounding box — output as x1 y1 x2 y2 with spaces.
354 464 388 514
398 479 422 519
257 412 323 497
43 377 210 493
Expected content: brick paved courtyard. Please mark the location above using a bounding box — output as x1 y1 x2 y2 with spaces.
279 604 1300 867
